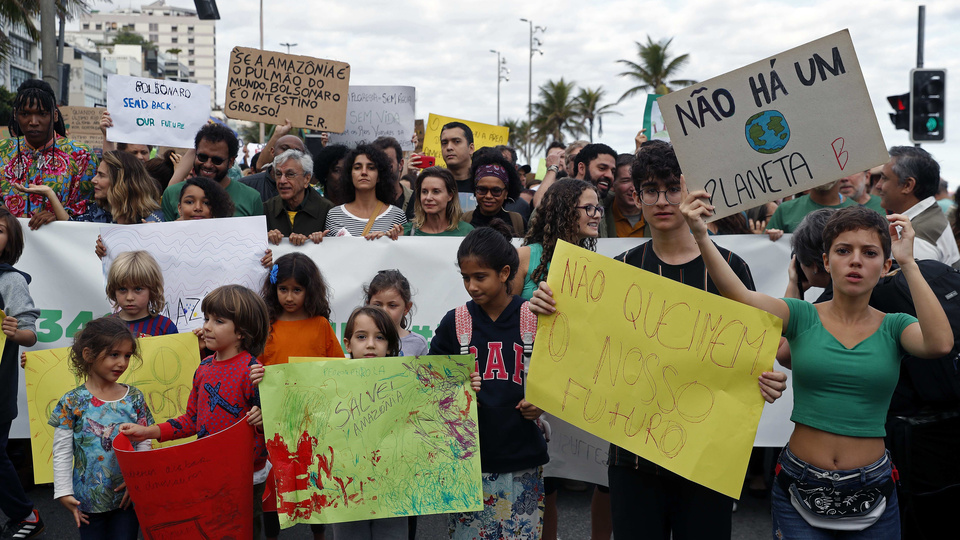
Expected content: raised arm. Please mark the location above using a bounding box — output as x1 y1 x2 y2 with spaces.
889 214 954 358
680 186 790 324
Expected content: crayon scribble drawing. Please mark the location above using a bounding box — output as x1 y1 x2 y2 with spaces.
24 333 201 484
261 355 483 528
100 217 267 331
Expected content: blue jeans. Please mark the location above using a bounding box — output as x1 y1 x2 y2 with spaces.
771 445 899 539
78 507 140 540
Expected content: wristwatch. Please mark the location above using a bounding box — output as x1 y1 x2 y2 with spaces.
547 165 560 173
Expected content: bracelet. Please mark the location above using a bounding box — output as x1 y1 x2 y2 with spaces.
547 165 560 173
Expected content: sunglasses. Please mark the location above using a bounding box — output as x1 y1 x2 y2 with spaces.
475 186 505 197
196 153 226 166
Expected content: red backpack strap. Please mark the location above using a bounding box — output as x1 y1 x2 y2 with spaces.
454 304 472 357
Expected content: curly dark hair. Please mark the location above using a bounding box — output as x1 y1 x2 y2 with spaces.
632 140 681 190
67 317 139 379
261 253 331 323
180 177 235 218
340 144 395 204
469 147 523 201
194 123 239 161
524 178 599 284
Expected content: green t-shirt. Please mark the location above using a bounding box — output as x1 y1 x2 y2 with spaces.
765 194 856 233
862 194 885 215
161 178 265 221
403 220 474 237
784 297 916 437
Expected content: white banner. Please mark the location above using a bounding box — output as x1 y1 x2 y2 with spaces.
327 86 416 150
106 74 211 147
11 224 795 465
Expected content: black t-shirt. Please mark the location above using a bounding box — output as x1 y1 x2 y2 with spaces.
608 240 757 470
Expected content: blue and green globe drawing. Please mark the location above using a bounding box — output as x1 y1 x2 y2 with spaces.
744 110 790 154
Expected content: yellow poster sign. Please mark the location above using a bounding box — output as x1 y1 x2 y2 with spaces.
526 241 781 498
421 114 509 168
24 332 201 484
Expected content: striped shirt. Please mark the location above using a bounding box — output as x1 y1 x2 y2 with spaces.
324 203 406 237
119 314 179 337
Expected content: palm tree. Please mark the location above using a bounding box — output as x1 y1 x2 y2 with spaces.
616 36 696 101
531 78 584 145
501 118 540 165
576 86 621 142
1 0 91 63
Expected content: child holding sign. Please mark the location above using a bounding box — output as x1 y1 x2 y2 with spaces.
120 285 271 539
49 317 153 539
429 223 548 540
681 195 952 537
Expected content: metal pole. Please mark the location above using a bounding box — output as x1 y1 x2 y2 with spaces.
490 50 501 124
527 22 532 161
40 0 59 100
917 5 925 69
258 0 265 144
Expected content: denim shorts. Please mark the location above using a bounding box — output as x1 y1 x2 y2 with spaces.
771 445 899 539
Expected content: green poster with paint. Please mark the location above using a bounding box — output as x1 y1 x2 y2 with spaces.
260 355 483 528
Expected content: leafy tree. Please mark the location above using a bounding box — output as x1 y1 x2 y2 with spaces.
501 118 540 165
616 36 696 101
0 84 15 126
575 86 620 142
0 0 92 62
113 29 156 50
531 78 584 145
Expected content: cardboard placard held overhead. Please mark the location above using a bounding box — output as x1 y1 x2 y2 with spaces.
60 106 105 153
422 114 509 168
225 47 350 132
658 30 888 221
327 86 416 150
105 75 211 148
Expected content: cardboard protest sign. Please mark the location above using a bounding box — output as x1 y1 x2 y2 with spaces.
260 355 482 528
526 241 781 499
60 106 106 153
225 47 350 132
422 114 509 168
658 30 888 221
327 86 415 150
105 75 210 148
115 419 254 539
24 332 201 483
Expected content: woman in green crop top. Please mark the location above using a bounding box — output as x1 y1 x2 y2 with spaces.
514 179 601 300
682 201 953 538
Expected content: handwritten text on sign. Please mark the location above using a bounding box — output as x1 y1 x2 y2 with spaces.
261 356 482 528
60 106 106 153
225 47 350 132
658 30 888 221
327 86 416 150
24 333 201 484
525 242 781 498
105 75 210 148
422 114 509 169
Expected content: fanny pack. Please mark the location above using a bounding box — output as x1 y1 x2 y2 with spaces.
776 464 896 531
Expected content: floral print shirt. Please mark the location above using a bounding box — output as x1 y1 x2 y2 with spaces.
48 384 153 513
0 136 96 217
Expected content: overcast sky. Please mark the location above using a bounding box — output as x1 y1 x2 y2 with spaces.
84 0 960 184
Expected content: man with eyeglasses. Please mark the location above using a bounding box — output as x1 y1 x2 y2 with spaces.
530 139 785 540
160 124 264 221
241 130 308 202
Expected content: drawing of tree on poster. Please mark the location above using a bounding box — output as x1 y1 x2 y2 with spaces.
260 355 483 528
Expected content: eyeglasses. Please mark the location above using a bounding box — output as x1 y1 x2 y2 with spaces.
576 204 605 217
275 170 302 179
475 186 505 197
196 153 226 166
639 186 683 206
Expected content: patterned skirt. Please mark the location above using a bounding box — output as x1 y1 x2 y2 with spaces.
449 466 544 540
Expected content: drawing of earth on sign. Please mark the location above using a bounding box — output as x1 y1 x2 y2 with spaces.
744 110 790 154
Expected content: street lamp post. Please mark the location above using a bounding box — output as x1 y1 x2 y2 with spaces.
519 18 544 162
280 42 298 54
489 50 509 124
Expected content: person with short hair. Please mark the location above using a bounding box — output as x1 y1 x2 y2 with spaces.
241 133 307 202
160 124 264 221
265 149 332 246
605 153 645 237
439 122 475 192
0 79 96 227
839 170 885 214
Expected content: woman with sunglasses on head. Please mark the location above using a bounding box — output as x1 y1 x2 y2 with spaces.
404 167 473 236
462 148 526 237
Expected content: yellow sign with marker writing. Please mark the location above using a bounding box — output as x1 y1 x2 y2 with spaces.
525 241 781 499
421 114 509 168
24 332 200 484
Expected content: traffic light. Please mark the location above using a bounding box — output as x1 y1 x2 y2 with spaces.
887 93 910 131
910 68 946 143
